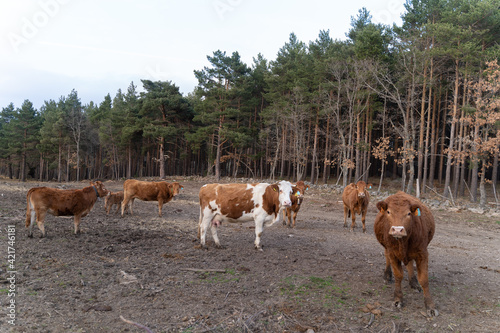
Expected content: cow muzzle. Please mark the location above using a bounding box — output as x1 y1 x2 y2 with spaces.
389 226 407 239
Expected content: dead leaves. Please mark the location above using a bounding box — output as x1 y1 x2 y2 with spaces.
361 301 383 316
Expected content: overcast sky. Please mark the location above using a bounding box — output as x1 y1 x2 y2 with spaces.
0 0 406 111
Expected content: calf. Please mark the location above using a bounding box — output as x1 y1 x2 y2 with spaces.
104 191 127 215
198 181 293 251
283 180 310 228
121 179 183 217
374 191 438 316
25 181 108 237
342 180 372 233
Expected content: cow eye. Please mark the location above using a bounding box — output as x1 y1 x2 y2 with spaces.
407 212 411 216
387 211 390 215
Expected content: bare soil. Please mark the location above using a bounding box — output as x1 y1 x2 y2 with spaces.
1 177 499 333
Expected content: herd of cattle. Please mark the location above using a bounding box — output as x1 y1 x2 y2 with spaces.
24 179 438 317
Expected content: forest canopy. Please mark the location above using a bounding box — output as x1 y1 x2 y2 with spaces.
1 0 499 207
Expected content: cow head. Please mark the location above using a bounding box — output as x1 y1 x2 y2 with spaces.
293 181 310 203
354 181 371 199
104 191 111 205
169 182 184 197
376 200 422 239
90 181 109 197
271 181 293 208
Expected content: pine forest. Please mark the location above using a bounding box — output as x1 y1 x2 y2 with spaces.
1 1 500 207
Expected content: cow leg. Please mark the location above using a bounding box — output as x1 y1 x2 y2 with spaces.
198 209 213 249
210 218 223 248
28 208 36 238
121 196 130 217
292 210 298 228
283 208 290 227
361 209 367 233
35 209 46 238
383 248 393 283
254 217 265 251
74 215 82 235
416 257 438 316
115 203 120 214
350 211 356 232
343 205 349 228
406 260 422 291
389 256 404 308
129 199 135 215
158 200 163 217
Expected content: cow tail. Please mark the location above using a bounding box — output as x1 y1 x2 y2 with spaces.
25 189 33 228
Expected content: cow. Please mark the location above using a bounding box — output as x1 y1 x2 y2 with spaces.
342 180 372 233
25 181 109 238
104 191 127 215
198 181 293 251
283 180 310 228
121 179 183 217
374 191 438 317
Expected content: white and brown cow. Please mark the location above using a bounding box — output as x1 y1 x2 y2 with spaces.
25 181 109 237
198 181 293 251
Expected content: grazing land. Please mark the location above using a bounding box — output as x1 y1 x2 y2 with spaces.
1 177 499 332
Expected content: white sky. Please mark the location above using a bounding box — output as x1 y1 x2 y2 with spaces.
0 0 406 110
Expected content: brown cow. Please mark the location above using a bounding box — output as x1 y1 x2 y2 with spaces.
104 191 127 215
342 180 372 233
283 180 310 228
121 179 183 217
25 181 109 237
374 191 438 316
198 181 293 250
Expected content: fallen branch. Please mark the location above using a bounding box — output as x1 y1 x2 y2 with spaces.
120 315 154 333
425 185 455 207
355 163 372 183
448 186 456 206
180 268 227 273
364 313 375 329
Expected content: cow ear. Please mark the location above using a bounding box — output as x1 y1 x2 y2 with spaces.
306 185 310 190
410 204 421 216
368 184 373 189
376 201 387 212
271 184 279 192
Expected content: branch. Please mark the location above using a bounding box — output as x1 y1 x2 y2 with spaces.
120 316 154 333
425 185 455 207
180 268 226 273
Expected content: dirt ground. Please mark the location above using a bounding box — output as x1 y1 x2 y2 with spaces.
0 177 499 333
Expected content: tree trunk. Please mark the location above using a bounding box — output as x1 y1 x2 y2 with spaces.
58 140 62 182
355 112 361 182
417 65 427 194
39 154 44 182
492 146 499 203
428 85 440 189
422 82 433 193
443 60 460 198
470 123 480 202
310 111 319 184
323 116 331 184
479 157 487 208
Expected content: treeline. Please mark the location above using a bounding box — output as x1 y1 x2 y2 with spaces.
1 0 500 206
